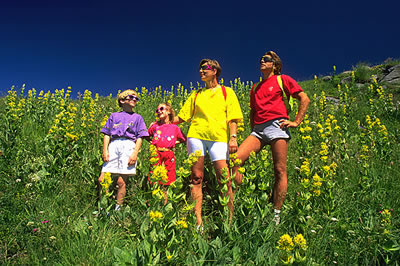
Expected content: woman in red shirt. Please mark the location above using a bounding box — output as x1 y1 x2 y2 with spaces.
234 51 310 224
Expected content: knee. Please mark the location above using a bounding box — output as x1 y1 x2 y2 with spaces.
274 164 287 178
117 178 126 188
191 172 203 185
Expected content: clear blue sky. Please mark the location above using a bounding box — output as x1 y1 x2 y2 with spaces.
1 0 399 97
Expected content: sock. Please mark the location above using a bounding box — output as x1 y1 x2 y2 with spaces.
274 209 281 217
115 204 121 211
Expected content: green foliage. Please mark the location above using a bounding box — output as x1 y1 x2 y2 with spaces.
1 66 400 265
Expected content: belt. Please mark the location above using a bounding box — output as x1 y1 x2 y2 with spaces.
157 147 172 152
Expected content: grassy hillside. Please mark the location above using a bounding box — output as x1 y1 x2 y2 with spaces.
1 63 399 265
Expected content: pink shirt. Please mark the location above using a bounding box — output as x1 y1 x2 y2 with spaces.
148 123 186 149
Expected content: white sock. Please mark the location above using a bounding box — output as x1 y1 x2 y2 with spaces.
115 204 121 211
274 209 281 217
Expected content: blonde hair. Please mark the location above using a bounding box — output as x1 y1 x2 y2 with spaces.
199 59 222 78
118 89 138 107
264 51 282 75
160 102 175 122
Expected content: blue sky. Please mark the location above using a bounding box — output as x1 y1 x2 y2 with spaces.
1 0 399 97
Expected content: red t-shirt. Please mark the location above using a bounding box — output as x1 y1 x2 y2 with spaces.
148 123 186 149
250 75 303 125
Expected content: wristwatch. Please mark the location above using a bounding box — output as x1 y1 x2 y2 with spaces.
230 134 237 138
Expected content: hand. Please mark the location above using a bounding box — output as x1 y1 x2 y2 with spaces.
102 151 109 162
128 153 138 166
279 119 299 129
228 138 238 154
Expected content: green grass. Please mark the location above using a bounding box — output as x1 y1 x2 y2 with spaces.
1 64 400 265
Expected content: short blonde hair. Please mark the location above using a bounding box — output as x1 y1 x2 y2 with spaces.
118 89 138 107
199 59 222 78
264 51 282 75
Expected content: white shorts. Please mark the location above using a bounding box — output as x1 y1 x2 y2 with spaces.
187 137 228 162
101 138 137 175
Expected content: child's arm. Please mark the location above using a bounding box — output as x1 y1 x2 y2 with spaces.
102 135 111 162
128 137 143 166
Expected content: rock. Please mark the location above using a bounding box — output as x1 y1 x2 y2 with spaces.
322 76 332 81
380 64 400 85
340 76 352 84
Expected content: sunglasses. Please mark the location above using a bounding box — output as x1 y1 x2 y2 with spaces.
199 64 214 71
260 56 274 63
155 106 165 113
125 95 140 101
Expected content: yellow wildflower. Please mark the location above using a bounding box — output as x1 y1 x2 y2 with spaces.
149 210 163 222
277 234 294 251
294 234 307 250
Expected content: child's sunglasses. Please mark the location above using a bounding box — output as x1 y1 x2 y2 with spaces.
125 95 140 101
155 106 165 113
260 56 274 63
199 64 214 71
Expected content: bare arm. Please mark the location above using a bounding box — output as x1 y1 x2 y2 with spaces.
102 135 111 162
172 116 185 125
279 91 310 128
228 120 239 153
129 138 143 166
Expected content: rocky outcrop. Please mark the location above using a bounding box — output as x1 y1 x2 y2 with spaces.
380 64 400 85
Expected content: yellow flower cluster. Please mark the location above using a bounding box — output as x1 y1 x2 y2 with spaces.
100 172 112 192
293 234 308 250
151 165 168 183
149 210 163 222
300 159 311 177
48 102 79 142
6 87 26 121
80 90 97 130
277 234 294 251
319 91 327 110
152 188 164 200
312 173 323 196
175 217 188 229
319 142 329 161
185 150 202 167
380 209 392 224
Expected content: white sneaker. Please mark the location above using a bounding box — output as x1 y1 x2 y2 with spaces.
273 215 280 225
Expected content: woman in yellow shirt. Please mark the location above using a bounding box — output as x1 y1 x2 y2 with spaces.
173 59 243 228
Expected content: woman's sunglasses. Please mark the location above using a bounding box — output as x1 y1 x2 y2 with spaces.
124 95 140 101
199 64 214 71
260 56 274 63
155 106 165 113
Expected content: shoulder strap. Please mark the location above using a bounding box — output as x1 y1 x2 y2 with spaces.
277 75 294 113
250 82 260 95
221 86 227 101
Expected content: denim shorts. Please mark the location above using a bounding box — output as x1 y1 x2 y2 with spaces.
251 118 291 144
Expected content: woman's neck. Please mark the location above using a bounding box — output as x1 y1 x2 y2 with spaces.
205 79 219 89
262 71 275 80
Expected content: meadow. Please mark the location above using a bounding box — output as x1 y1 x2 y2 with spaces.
1 63 400 265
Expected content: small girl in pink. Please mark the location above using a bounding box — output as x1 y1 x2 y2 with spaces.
148 102 186 186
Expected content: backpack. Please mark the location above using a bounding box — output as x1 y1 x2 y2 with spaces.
252 75 294 113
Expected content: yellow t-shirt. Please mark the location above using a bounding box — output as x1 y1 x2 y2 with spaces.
178 85 243 143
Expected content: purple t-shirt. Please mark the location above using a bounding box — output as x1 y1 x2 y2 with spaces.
101 111 149 142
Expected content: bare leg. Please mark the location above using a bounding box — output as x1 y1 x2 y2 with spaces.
97 172 105 199
270 139 289 210
213 159 233 221
116 175 129 206
191 156 205 226
233 135 263 185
